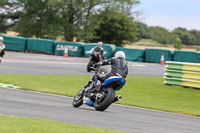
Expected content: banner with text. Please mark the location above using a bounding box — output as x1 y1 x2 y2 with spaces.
54 41 84 57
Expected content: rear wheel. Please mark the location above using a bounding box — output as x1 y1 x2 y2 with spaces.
94 87 115 111
72 89 84 107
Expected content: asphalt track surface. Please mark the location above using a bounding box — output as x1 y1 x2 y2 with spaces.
0 51 200 133
0 51 165 76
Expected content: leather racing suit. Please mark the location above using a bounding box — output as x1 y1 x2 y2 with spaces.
96 57 128 81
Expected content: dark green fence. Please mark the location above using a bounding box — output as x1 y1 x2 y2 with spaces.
54 41 84 57
145 48 173 63
27 38 55 54
173 50 200 63
116 47 145 62
2 34 200 64
0 34 27 52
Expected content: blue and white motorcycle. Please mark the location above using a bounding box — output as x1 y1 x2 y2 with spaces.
72 66 126 111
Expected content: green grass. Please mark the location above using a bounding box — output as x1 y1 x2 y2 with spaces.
0 115 130 133
0 74 200 116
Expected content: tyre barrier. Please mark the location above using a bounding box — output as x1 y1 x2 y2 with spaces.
164 61 200 89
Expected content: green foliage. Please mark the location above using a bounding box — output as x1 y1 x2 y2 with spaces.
136 22 150 40
136 23 200 46
173 37 182 50
0 0 140 45
172 27 200 45
14 0 61 39
2 0 200 46
0 0 20 33
90 9 138 46
136 23 176 44
148 26 175 44
0 74 200 116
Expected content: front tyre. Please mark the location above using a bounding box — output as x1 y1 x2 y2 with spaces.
94 87 115 111
87 60 95 72
72 89 84 108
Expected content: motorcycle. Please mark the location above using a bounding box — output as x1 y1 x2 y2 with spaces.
72 66 126 111
87 51 104 72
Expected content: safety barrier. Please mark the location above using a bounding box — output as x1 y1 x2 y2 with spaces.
1 34 200 63
116 47 145 62
54 41 84 57
27 38 55 54
145 48 173 63
173 50 200 63
0 34 27 52
164 61 200 89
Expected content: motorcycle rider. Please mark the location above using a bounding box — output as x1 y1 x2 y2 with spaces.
87 42 105 72
91 42 104 60
0 36 5 63
94 51 128 81
84 51 128 106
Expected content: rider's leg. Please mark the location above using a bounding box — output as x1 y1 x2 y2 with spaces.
96 73 113 82
83 80 92 90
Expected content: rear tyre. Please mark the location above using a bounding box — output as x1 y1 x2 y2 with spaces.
94 87 115 111
72 89 84 107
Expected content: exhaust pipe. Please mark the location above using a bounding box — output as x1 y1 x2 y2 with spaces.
113 95 122 103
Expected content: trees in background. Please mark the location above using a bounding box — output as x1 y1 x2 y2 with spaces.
136 23 200 46
0 0 21 33
90 9 137 46
1 0 200 46
173 37 182 50
0 0 140 46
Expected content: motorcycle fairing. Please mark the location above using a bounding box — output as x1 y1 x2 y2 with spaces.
101 76 126 91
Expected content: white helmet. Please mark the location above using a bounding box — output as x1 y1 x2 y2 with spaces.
115 51 125 59
97 42 103 47
0 37 3 43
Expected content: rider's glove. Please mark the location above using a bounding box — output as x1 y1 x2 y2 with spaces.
93 62 102 68
93 63 99 68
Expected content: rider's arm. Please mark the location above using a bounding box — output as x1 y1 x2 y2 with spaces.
94 58 114 67
101 58 114 66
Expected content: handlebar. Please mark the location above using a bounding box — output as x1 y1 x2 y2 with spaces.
90 66 101 74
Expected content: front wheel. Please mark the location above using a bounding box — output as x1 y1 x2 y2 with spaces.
72 89 84 107
87 60 95 72
94 87 115 111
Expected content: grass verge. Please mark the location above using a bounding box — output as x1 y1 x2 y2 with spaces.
0 74 200 116
0 115 130 133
